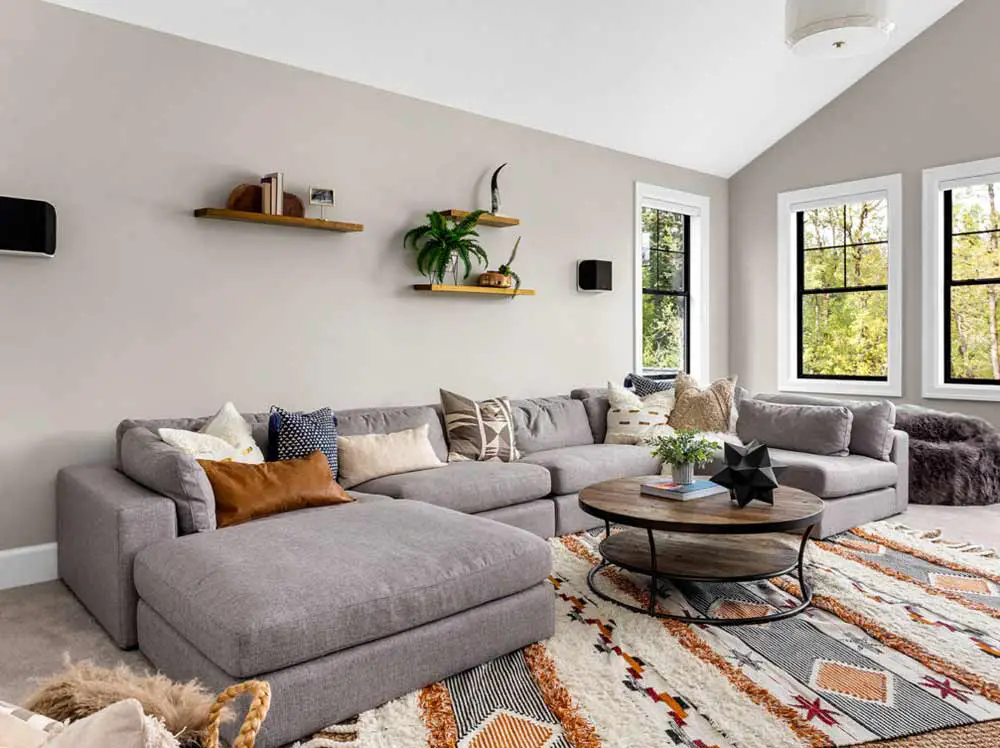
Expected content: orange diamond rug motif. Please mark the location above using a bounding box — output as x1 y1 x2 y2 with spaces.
708 599 773 620
811 660 894 706
463 710 560 748
928 573 995 596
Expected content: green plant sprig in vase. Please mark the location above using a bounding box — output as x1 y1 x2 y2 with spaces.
647 429 720 485
404 210 489 285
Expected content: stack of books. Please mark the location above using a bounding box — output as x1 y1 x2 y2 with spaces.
260 172 283 215
640 478 729 501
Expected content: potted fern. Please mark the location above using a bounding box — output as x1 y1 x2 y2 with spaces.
404 210 489 285
479 236 523 292
648 430 720 484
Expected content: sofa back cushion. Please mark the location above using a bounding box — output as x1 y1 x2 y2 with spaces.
119 427 216 533
510 396 594 454
737 398 854 457
570 388 611 443
756 393 896 461
336 405 449 463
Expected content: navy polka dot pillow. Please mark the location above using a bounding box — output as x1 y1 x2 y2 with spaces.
268 406 338 477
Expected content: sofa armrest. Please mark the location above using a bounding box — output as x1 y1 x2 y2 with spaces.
57 465 177 648
889 429 909 512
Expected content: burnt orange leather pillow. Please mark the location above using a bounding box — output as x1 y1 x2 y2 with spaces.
198 450 354 528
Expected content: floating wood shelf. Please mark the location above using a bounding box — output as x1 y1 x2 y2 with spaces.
413 283 535 297
438 209 520 228
193 208 364 233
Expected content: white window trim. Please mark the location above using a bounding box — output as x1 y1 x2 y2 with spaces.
634 182 710 383
777 174 903 398
922 156 1000 401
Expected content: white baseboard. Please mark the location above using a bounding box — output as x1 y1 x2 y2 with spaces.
0 543 58 591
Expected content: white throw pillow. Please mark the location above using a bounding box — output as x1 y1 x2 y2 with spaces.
158 402 264 464
202 401 265 463
604 381 676 445
337 424 444 489
46 699 178 748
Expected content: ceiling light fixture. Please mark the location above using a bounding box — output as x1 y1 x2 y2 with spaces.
785 0 896 58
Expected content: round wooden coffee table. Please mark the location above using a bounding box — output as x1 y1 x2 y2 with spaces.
578 476 824 626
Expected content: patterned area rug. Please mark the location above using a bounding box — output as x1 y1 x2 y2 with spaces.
294 522 1000 747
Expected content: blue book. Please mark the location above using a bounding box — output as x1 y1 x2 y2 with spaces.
640 478 729 501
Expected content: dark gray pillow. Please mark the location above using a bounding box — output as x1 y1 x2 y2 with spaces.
737 399 853 456
119 427 215 533
758 393 896 461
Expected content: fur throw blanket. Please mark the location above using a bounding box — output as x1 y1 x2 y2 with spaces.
895 409 1000 506
23 660 228 747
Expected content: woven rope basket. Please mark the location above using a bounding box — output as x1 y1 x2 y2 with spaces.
202 680 271 748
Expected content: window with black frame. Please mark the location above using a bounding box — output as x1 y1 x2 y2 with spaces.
944 182 1000 384
796 199 889 381
641 206 689 373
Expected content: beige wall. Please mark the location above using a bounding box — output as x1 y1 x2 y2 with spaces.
730 0 1000 424
0 0 728 551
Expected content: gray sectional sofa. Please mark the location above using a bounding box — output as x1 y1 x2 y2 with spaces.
55 387 909 747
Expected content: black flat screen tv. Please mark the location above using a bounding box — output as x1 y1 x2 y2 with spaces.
0 196 56 257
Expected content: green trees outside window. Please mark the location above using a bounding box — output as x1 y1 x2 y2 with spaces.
946 182 1000 383
797 199 889 380
641 207 689 372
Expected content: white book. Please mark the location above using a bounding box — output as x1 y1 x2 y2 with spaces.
264 172 283 215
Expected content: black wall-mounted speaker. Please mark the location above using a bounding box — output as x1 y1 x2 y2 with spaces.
578 259 612 292
0 196 56 258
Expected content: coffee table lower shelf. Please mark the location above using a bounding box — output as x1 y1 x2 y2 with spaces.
586 527 815 626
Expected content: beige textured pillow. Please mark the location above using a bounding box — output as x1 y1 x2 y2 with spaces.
337 424 444 489
668 373 737 433
46 699 178 748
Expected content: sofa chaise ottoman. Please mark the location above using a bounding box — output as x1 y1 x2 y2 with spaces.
132 499 552 748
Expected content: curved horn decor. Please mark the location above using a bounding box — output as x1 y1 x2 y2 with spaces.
490 163 507 215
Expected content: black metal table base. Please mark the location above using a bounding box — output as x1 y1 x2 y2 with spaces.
585 524 815 627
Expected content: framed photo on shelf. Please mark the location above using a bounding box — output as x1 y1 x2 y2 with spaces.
309 187 336 207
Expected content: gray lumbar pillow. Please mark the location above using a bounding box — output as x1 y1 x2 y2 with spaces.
757 393 896 461
736 398 854 457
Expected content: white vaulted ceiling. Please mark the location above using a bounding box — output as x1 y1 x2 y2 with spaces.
44 0 964 177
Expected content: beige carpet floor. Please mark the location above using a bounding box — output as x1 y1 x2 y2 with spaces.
2 504 999 728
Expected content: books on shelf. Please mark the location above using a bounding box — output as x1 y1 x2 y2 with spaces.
260 172 283 215
640 478 729 501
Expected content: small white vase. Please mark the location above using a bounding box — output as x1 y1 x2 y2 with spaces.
672 462 695 484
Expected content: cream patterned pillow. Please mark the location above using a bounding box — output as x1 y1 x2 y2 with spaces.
158 429 242 461
337 424 444 489
604 381 676 445
668 373 737 433
46 699 178 748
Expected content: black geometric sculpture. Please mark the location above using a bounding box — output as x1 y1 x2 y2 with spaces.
710 440 786 509
490 163 507 215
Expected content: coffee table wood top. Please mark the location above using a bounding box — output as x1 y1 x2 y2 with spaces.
579 476 823 535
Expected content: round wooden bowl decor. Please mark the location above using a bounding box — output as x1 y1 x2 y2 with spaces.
478 271 512 288
226 184 305 217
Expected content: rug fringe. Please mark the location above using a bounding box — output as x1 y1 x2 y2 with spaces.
884 523 997 558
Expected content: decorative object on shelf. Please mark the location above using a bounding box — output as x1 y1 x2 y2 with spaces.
309 186 336 221
0 195 56 258
785 0 894 58
478 236 522 293
577 259 612 292
711 440 786 508
437 209 519 227
193 208 362 232
412 284 535 297
261 172 284 215
490 163 508 215
648 429 720 485
404 210 488 285
226 184 304 217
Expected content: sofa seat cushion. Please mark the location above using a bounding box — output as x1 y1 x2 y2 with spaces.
134 500 551 678
768 449 898 499
354 462 551 513
520 444 661 495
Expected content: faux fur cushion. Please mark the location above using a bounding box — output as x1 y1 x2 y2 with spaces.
23 661 226 747
668 374 737 433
